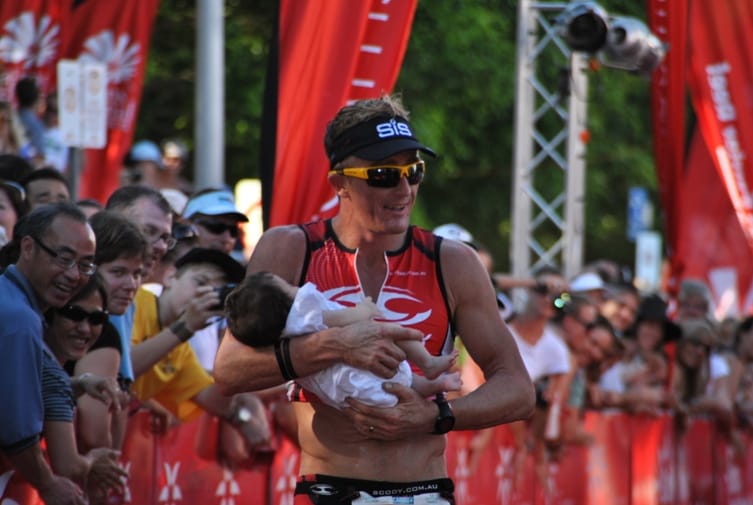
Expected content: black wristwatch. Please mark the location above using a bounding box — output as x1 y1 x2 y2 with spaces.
432 393 455 435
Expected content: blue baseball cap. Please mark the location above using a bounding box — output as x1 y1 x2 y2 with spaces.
183 190 248 222
130 140 164 169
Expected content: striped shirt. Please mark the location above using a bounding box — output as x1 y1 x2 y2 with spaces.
41 345 75 423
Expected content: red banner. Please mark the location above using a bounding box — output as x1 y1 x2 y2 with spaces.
686 0 753 255
674 130 753 317
647 0 687 295
0 0 67 103
58 0 160 202
270 0 418 227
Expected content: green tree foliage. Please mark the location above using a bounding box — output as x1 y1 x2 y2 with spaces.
139 0 658 272
138 0 275 182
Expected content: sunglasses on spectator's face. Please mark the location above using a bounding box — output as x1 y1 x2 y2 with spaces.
57 304 108 325
172 222 199 241
194 219 239 238
328 160 425 188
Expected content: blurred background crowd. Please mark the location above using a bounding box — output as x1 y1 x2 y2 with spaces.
2 75 752 502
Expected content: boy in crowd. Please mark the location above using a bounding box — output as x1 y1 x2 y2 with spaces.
130 248 271 452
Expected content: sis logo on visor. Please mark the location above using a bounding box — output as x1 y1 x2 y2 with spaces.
327 116 436 167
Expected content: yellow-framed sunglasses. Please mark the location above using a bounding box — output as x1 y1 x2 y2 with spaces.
328 160 425 188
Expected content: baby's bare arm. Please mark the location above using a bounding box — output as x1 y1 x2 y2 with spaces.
397 340 435 367
322 297 381 327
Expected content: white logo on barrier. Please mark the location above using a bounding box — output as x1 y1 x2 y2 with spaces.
216 469 240 505
725 446 742 495
376 119 412 138
0 12 59 68
158 462 182 504
274 451 298 505
453 444 471 504
120 461 132 503
495 447 514 505
586 443 607 499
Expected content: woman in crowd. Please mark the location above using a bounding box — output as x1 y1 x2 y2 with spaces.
0 179 26 247
85 210 149 451
43 273 126 502
671 319 734 436
0 101 22 155
734 316 753 429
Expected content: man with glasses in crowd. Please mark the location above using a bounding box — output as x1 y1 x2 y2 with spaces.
0 202 96 504
215 95 534 504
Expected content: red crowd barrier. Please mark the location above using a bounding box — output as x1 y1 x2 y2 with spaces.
4 410 753 504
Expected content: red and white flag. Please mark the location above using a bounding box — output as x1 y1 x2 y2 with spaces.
648 0 687 292
0 0 66 103
268 0 418 227
686 0 753 250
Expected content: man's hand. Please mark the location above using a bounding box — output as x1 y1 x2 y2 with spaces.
37 475 86 505
85 448 127 495
73 373 121 411
344 382 436 440
337 322 423 379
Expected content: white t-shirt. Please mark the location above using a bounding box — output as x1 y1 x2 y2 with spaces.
189 321 224 372
599 361 627 393
509 324 571 382
43 127 68 172
710 352 730 380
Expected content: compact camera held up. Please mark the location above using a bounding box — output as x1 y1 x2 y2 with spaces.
213 283 238 310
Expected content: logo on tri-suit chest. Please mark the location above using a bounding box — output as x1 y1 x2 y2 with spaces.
391 270 427 276
324 285 431 326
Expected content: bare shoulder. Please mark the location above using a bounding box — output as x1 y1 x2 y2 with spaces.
436 238 492 309
247 225 307 283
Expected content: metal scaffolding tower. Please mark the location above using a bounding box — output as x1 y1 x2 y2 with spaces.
511 0 589 280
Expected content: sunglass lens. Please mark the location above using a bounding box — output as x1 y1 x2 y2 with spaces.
60 305 107 324
406 164 424 185
365 163 424 188
366 167 401 188
200 221 239 238
61 306 87 322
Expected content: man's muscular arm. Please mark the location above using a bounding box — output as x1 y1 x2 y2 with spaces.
213 227 422 395
436 242 535 429
344 240 535 439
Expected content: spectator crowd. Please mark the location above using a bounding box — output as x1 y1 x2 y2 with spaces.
1 78 752 504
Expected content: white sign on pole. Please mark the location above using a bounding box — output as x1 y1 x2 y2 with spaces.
81 63 107 148
57 59 107 148
57 60 81 146
634 230 662 293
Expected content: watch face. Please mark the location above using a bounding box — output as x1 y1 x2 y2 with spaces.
237 407 252 423
435 416 455 434
433 394 455 434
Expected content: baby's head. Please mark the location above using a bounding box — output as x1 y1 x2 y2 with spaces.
225 271 296 348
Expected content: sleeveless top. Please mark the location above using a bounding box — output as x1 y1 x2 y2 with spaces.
289 219 455 402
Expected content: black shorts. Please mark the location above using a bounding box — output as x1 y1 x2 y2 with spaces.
294 474 455 504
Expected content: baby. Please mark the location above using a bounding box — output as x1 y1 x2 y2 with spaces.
225 271 461 408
